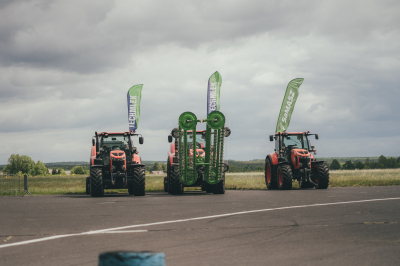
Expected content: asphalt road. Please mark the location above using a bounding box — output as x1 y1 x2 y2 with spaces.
1 187 400 265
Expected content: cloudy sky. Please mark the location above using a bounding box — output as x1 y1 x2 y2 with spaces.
0 0 399 164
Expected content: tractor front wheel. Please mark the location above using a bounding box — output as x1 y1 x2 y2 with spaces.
265 158 278 189
129 167 145 196
277 164 292 190
314 163 329 189
169 168 183 195
90 167 104 197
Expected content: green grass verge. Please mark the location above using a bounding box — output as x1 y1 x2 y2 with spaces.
1 169 400 196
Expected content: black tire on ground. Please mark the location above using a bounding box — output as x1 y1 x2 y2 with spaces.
164 176 168 192
85 177 90 194
165 157 171 192
130 167 145 196
213 174 225 194
277 164 293 190
314 163 329 189
169 168 183 195
265 157 278 189
90 167 104 197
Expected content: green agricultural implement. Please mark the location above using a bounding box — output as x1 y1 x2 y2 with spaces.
165 111 231 194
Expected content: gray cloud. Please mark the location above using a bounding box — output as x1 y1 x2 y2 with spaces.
0 0 399 164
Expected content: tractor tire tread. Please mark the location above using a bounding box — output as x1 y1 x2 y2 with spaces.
90 168 104 197
130 167 146 196
265 158 278 189
315 163 329 189
169 168 183 195
278 164 293 190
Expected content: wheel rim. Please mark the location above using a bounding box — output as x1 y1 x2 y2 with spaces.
278 170 283 185
266 164 271 183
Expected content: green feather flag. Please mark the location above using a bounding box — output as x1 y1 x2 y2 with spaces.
275 78 304 133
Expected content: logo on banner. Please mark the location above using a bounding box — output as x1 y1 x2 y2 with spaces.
208 82 218 112
128 95 137 131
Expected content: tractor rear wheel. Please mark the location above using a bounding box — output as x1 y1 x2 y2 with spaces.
169 168 183 195
130 167 145 196
85 177 90 194
90 167 104 197
277 164 292 190
265 158 278 189
314 163 329 189
213 174 225 194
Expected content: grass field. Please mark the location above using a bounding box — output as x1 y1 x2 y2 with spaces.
1 168 400 196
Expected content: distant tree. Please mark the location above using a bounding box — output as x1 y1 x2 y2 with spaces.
243 166 250 172
58 168 67 175
386 157 397 168
255 166 264 172
3 154 35 175
71 166 87 175
160 163 167 172
342 160 355 170
378 155 387 168
228 165 237 172
355 161 364 170
31 161 49 176
151 162 162 171
330 159 341 170
52 168 58 175
364 158 370 168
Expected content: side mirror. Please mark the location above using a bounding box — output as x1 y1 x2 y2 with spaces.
139 137 144 144
224 127 231 137
315 134 319 140
168 135 173 143
269 135 274 142
92 139 95 146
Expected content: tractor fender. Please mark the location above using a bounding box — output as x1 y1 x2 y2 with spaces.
129 163 145 168
267 152 279 166
90 146 96 166
168 143 175 167
169 143 175 155
167 156 174 167
311 160 326 167
132 154 141 164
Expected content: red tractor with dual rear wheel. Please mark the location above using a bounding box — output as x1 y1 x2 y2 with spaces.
265 131 329 190
87 131 145 197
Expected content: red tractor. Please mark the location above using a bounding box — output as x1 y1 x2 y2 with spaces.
265 131 329 190
87 131 145 197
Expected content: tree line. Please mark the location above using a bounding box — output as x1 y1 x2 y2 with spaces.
2 154 399 176
1 154 89 176
329 155 400 170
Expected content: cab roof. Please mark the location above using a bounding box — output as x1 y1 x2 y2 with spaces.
274 131 311 135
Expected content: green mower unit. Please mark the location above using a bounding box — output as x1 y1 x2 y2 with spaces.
165 111 231 194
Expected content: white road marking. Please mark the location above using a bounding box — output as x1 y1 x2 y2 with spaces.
1 197 399 249
101 230 148 233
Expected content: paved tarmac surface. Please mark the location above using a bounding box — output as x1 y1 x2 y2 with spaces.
1 186 400 265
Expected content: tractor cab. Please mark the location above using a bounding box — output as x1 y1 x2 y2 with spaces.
271 131 318 159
